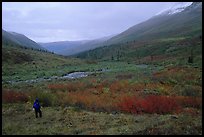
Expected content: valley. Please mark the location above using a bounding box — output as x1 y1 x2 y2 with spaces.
2 2 202 135
2 45 202 134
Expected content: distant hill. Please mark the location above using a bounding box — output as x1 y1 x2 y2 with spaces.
39 34 115 56
2 29 46 51
39 41 86 55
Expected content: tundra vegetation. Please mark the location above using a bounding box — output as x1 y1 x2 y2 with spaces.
2 2 202 134
2 36 202 134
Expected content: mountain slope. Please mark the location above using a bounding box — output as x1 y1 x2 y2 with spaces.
105 2 201 45
2 29 46 51
75 2 202 67
2 42 85 83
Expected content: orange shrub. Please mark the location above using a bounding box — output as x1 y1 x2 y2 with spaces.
109 80 130 93
129 83 145 92
143 95 180 114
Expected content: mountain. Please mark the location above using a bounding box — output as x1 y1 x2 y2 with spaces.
104 2 201 45
39 34 115 56
2 29 46 51
75 2 202 66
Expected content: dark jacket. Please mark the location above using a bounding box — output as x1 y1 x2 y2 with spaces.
33 98 41 110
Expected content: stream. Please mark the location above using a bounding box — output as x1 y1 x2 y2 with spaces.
4 69 110 85
4 64 161 85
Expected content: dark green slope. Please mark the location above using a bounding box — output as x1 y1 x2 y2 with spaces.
2 29 46 51
2 42 85 83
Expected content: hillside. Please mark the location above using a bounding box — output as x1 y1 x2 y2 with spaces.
2 43 85 83
105 2 202 44
75 2 202 67
39 3 202 58
2 29 46 51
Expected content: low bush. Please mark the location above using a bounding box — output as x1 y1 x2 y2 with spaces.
29 90 58 107
117 95 180 114
181 85 201 97
2 90 29 103
175 96 202 109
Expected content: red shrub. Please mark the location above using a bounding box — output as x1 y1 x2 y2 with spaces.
117 95 180 114
143 95 180 114
66 83 77 92
2 90 28 103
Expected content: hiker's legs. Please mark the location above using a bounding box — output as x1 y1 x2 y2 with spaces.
35 109 38 118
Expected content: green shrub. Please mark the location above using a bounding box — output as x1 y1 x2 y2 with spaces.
30 91 58 107
181 85 201 97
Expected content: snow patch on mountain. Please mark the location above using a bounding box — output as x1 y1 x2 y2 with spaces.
155 2 193 16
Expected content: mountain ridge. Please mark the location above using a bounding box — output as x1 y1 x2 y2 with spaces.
39 34 116 56
2 29 46 51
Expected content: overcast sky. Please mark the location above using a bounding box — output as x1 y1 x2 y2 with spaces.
3 2 182 43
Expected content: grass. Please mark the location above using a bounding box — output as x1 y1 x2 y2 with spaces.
137 113 202 135
2 45 85 82
2 103 202 135
75 36 202 69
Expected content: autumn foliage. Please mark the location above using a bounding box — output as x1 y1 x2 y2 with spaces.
117 95 180 114
117 95 202 114
3 73 201 116
2 90 29 103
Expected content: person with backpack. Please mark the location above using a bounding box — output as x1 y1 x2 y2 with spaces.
33 98 42 118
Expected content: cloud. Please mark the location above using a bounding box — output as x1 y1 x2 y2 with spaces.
2 2 178 42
